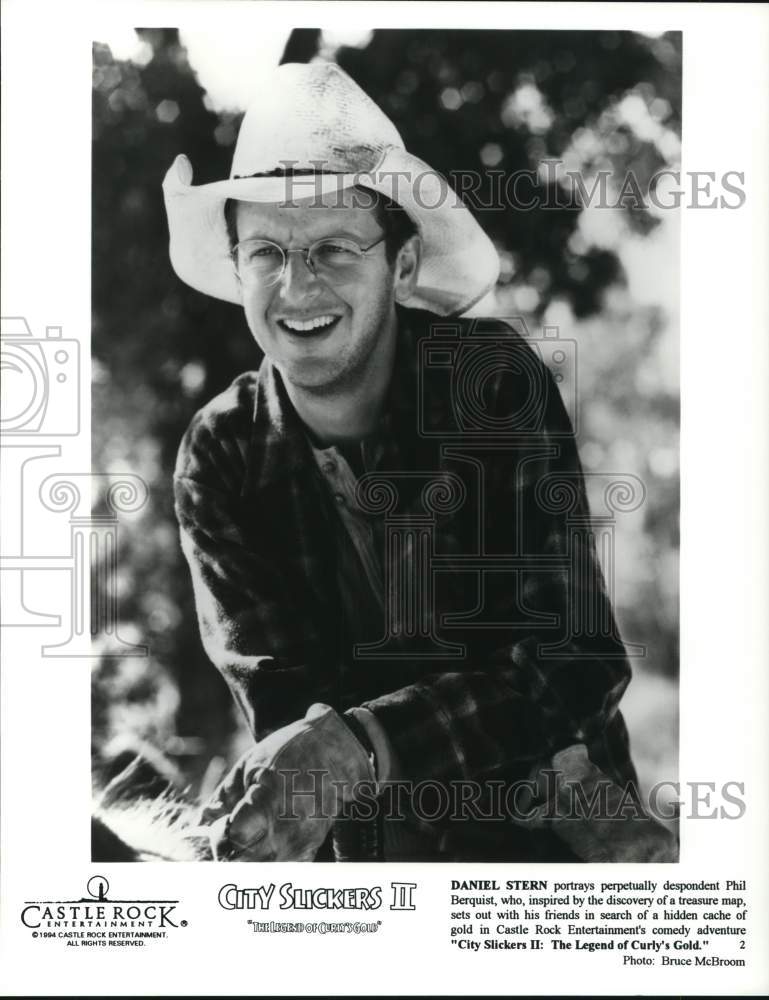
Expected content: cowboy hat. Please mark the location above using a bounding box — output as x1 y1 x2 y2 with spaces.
162 61 499 316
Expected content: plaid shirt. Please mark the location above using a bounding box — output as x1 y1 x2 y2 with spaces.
174 307 638 856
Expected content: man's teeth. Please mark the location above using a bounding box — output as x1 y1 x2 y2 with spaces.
281 315 337 332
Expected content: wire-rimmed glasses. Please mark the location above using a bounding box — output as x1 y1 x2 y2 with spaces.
231 234 387 286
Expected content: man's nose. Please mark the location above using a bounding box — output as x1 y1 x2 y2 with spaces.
277 250 320 299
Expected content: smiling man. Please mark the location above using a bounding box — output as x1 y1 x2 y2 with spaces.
226 190 419 443
164 61 676 863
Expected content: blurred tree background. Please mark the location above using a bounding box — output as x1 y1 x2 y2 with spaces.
92 27 680 801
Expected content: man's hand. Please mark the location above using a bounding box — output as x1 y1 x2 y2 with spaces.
527 744 678 863
199 704 376 861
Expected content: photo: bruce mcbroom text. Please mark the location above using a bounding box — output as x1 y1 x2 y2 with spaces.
449 879 749 966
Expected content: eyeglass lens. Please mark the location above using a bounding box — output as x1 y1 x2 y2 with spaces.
234 237 381 284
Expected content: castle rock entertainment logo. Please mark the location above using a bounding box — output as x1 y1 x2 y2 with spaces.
20 875 187 948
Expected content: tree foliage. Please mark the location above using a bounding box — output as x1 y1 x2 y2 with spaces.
92 28 680 788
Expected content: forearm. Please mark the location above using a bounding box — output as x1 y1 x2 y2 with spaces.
360 637 631 786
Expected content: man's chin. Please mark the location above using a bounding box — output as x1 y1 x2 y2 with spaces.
280 357 345 393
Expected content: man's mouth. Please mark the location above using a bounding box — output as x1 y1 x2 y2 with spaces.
277 314 340 335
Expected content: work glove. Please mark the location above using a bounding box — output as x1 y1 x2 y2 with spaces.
199 704 376 861
525 744 678 862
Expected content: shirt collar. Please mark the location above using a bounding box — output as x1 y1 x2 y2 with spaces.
243 359 309 494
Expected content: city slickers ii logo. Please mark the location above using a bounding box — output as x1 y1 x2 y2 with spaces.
20 876 187 946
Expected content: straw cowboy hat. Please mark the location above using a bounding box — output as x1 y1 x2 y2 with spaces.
163 61 499 316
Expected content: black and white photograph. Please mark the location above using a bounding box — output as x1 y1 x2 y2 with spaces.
1 3 768 997
90 26 681 864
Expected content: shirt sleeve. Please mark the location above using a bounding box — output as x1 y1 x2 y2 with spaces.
173 398 335 739
361 356 634 786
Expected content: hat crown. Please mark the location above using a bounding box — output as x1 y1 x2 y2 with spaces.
231 62 404 178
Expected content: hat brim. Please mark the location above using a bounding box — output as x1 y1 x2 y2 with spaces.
163 147 500 316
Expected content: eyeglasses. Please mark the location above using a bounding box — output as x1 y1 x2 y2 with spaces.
231 233 387 287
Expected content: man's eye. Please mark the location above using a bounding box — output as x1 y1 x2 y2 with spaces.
245 245 280 259
314 241 359 262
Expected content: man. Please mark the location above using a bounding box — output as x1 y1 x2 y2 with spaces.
165 61 675 862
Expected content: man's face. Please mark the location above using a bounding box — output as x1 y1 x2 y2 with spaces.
233 188 414 392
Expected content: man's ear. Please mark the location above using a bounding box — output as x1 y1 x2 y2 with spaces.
393 235 422 303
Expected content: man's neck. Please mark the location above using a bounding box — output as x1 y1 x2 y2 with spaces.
282 310 398 447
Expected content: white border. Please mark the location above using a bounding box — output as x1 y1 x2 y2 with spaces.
2 2 768 995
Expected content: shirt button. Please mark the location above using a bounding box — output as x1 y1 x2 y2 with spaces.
334 493 346 505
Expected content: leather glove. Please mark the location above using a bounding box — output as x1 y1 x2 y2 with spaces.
524 744 678 862
199 704 376 861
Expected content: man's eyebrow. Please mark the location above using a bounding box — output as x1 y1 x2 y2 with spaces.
312 227 380 242
237 227 380 245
